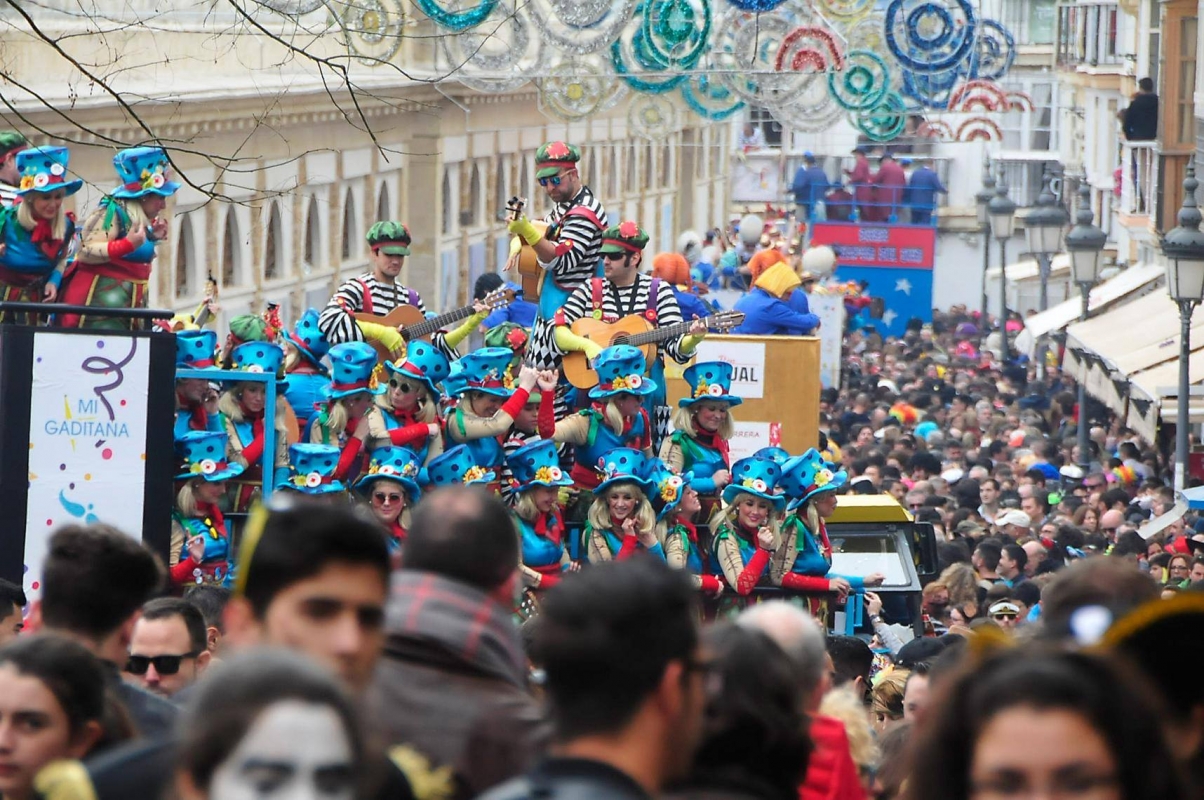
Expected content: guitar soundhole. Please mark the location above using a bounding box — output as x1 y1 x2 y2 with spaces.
612 334 629 346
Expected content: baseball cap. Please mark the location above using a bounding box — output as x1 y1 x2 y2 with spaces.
995 509 1031 529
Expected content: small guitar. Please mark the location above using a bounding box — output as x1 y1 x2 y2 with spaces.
354 285 515 362
562 310 746 389
156 273 219 333
506 196 548 302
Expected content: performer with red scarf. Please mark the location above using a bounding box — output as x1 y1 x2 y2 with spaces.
660 361 739 514
507 439 576 591
174 329 223 438
170 431 244 589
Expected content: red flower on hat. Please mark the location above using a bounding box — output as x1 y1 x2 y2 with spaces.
618 220 639 238
546 141 571 159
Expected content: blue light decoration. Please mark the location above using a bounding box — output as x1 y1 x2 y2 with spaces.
827 49 890 111
724 0 789 11
641 0 711 68
611 20 689 93
900 63 963 109
967 19 1016 81
884 0 977 74
853 91 908 141
681 68 746 119
413 0 498 31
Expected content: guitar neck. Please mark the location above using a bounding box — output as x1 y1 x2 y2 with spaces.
624 318 704 347
404 304 476 339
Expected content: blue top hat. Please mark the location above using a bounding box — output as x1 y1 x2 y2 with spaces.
385 340 450 398
753 446 791 466
508 439 574 493
287 309 330 370
228 341 284 376
679 361 742 408
451 347 515 398
722 456 787 511
110 146 181 199
278 443 345 494
15 146 82 197
324 342 385 400
175 430 246 481
427 444 497 487
176 329 218 369
779 449 847 511
640 457 693 521
354 446 422 501
589 345 657 400
593 447 655 496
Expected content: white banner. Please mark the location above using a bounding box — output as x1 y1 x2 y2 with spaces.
809 294 846 390
692 340 766 399
24 333 150 599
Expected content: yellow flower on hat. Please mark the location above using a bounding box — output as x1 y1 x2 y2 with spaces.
18 175 34 190
815 469 834 487
463 466 487 483
611 375 629 390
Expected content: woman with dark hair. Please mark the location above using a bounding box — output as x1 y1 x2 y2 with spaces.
0 635 117 800
666 623 810 800
902 648 1185 800
175 649 365 800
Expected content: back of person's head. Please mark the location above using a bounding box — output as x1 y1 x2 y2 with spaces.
1139 77 1154 91
0 634 108 745
402 486 518 592
975 540 1002 572
1011 580 1042 610
177 649 364 796
827 635 873 690
141 597 208 655
473 272 504 300
1040 558 1159 640
673 624 810 800
1001 543 1027 573
0 578 27 616
533 558 698 741
240 503 389 618
183 585 231 634
41 524 164 639
737 602 827 701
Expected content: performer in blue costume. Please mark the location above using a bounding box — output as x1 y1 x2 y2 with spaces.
508 439 576 591
425 444 497 489
281 308 331 431
376 340 448 475
643 457 723 598
355 446 421 555
583 448 664 563
170 431 244 589
710 457 787 601
174 329 223 439
660 361 741 511
276 443 346 502
219 341 290 512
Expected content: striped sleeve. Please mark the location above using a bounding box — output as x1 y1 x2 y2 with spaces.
318 278 366 344
655 280 690 364
542 192 607 284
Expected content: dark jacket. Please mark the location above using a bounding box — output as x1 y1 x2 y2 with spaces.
1122 93 1158 140
667 776 791 800
104 663 178 740
368 571 546 800
479 758 653 800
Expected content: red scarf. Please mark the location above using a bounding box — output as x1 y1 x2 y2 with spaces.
390 520 407 543
240 403 265 423
535 509 564 546
693 428 731 467
591 402 639 436
30 218 63 262
677 518 699 545
178 389 208 432
391 406 419 425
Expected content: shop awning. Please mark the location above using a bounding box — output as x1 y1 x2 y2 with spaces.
1125 352 1204 442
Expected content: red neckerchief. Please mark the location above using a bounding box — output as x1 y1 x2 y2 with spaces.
678 517 699 544
535 509 564 546
736 521 759 542
346 416 361 437
693 428 731 467
196 502 227 540
179 389 208 431
392 406 418 425
30 218 62 262
816 516 833 559
390 520 407 543
609 514 632 533
239 401 265 423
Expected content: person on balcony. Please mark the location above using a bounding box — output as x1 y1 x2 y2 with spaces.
844 147 874 221
906 160 947 226
791 152 829 221
1121 78 1158 142
870 153 907 223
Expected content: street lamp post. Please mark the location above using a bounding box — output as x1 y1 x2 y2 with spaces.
1027 168 1071 312
975 159 997 321
988 178 1018 359
1162 165 1204 491
1064 177 1107 474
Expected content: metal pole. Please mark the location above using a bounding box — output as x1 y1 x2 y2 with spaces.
1177 300 1197 491
981 225 990 319
1077 283 1091 473
1038 253 1051 311
999 239 1009 358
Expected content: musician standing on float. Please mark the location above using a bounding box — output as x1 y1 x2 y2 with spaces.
506 141 608 379
318 221 485 361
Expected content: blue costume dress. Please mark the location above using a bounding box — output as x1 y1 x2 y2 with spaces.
283 370 330 431
516 510 571 588
169 508 233 588
0 209 75 324
585 520 666 563
662 430 729 495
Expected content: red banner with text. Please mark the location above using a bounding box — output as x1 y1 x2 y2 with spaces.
809 223 937 270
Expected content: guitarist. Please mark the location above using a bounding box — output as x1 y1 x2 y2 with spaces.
318 220 486 360
552 221 707 451
506 141 608 374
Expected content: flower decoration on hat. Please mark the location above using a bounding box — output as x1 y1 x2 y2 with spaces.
618 220 640 238
659 474 684 503
15 146 83 197
546 141 571 159
462 466 488 484
534 465 563 484
680 362 742 408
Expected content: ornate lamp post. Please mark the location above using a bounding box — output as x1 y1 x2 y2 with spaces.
975 160 997 320
988 179 1018 358
1064 178 1106 473
1026 168 1071 312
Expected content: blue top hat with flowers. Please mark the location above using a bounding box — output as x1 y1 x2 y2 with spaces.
324 342 385 400
722 456 787 511
779 449 847 511
287 309 330 371
450 347 515 398
176 329 218 369
16 146 82 197
589 345 657 400
175 430 245 481
228 341 284 376
753 446 791 466
277 443 345 494
111 146 181 199
508 439 574 493
679 361 742 408
427 444 497 487
593 447 655 496
385 340 450 398
354 446 422 501
640 457 693 521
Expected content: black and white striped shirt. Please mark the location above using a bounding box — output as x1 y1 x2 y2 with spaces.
539 185 608 293
557 274 692 364
318 274 457 359
0 182 18 209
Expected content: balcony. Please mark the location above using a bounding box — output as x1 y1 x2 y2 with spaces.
1056 2 1123 70
1119 140 1158 218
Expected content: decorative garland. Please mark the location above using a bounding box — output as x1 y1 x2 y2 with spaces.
956 116 1003 142
339 0 404 64
816 0 874 23
538 56 628 120
527 0 641 55
827 49 890 111
884 0 977 74
774 25 845 75
680 65 746 119
443 5 545 93
413 0 498 31
628 94 680 138
640 0 712 70
948 78 1010 112
968 19 1016 81
724 0 790 10
853 91 907 141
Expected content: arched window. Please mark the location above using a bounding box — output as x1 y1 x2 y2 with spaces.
341 187 356 261
221 208 240 288
626 143 636 192
302 195 319 275
264 201 281 281
441 169 453 235
468 163 482 226
377 182 391 221
174 214 192 299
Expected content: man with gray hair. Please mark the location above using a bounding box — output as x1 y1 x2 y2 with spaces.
739 602 866 800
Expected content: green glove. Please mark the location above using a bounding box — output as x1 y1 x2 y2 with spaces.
444 311 488 350
554 325 603 360
681 333 704 354
357 321 403 353
508 217 544 247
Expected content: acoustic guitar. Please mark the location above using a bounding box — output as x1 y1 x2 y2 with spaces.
562 310 746 389
354 285 514 362
506 196 548 301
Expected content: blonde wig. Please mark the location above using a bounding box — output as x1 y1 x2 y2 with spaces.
16 195 67 240
587 481 656 537
709 491 782 537
376 383 438 424
670 401 735 441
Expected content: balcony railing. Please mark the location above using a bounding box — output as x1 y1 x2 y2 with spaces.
1056 2 1122 68
1119 141 1158 217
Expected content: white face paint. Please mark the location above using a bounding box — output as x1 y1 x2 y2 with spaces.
207 700 355 800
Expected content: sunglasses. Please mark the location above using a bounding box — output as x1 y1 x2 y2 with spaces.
126 652 201 676
991 613 1017 621
389 379 416 393
538 174 564 187
603 252 628 261
373 492 404 505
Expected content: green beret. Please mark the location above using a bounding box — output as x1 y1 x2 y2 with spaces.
366 221 411 255
599 220 650 255
535 141 581 179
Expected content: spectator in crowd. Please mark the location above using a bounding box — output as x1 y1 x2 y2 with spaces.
0 578 27 647
905 161 946 225
182 585 230 657
125 598 211 698
791 153 829 221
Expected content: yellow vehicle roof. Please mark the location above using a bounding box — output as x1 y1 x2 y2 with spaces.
829 494 913 524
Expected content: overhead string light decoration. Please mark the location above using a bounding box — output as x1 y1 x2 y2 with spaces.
338 0 405 63
641 0 712 69
713 0 814 104
967 19 1016 81
827 49 890 111
413 0 498 31
441 4 545 92
628 94 680 138
680 55 746 119
527 0 640 55
538 55 628 120
815 0 874 23
853 90 908 141
884 0 977 75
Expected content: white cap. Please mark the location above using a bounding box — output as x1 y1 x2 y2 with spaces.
941 468 965 484
1060 464 1085 480
995 509 1032 529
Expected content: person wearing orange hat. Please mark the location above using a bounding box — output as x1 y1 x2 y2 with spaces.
651 251 709 322
732 261 820 335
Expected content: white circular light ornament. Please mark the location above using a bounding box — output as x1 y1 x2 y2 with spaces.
444 4 545 93
538 56 628 121
801 245 838 276
527 0 639 55
340 0 405 65
627 95 679 140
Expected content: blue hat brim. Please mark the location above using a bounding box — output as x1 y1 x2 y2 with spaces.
653 471 695 519
383 362 440 397
176 463 246 482
110 179 182 199
19 179 83 198
786 471 849 511
589 378 658 400
515 475 575 492
354 472 421 501
722 483 787 512
455 385 512 399
322 383 386 400
292 345 329 371
678 394 743 408
276 479 346 495
593 476 654 496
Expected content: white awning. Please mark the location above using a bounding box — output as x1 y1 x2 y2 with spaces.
985 253 1070 282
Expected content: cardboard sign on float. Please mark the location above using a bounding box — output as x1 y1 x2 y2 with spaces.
663 334 820 459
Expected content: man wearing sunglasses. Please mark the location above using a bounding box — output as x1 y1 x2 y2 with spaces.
125 597 211 698
507 141 608 375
